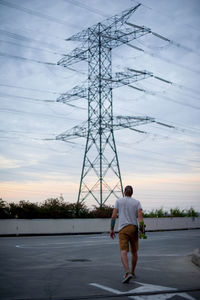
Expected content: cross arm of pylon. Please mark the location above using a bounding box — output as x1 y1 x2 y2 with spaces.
101 26 151 50
56 84 87 103
127 68 173 84
55 115 175 143
57 4 149 68
56 69 151 104
65 28 89 42
125 21 180 45
104 4 141 29
58 27 150 67
64 4 141 42
102 68 152 88
57 45 88 67
55 116 149 142
56 122 88 141
112 115 153 133
113 115 176 131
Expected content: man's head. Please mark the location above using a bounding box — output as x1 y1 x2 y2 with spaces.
124 185 133 197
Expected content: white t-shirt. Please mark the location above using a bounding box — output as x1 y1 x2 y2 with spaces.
114 196 142 231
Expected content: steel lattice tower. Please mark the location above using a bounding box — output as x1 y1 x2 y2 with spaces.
78 22 123 206
56 4 175 207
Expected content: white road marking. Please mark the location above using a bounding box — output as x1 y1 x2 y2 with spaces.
130 293 195 300
15 240 115 248
90 281 196 300
90 283 124 295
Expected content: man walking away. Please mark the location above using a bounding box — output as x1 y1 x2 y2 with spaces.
110 185 144 283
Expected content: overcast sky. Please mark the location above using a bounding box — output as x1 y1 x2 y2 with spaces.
0 0 200 211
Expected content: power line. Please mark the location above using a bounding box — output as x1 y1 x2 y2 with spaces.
0 92 55 103
128 83 200 111
152 92 200 111
2 51 198 110
130 0 200 35
0 51 86 74
0 83 61 95
0 51 56 66
143 81 200 110
0 39 67 57
128 38 199 74
0 0 79 29
0 129 54 135
0 92 87 110
0 107 80 121
139 44 200 74
116 118 200 147
118 103 200 136
126 22 198 55
63 0 108 17
0 28 65 52
2 48 197 111
166 86 200 104
124 147 200 169
133 74 200 104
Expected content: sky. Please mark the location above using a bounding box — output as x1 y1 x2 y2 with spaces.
0 0 200 211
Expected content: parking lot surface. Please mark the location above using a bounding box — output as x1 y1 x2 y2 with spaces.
0 229 200 300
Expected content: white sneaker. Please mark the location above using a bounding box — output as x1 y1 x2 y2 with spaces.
122 273 133 283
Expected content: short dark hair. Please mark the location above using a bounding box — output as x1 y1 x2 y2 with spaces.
124 185 133 197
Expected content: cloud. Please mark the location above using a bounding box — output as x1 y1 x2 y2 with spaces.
0 0 199 209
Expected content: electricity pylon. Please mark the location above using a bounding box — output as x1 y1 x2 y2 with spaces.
56 4 174 207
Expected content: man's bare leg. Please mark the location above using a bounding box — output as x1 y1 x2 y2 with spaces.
131 251 138 275
121 250 130 273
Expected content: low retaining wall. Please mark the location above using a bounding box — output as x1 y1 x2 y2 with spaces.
0 217 200 236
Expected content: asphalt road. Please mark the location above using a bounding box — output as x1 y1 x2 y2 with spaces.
0 229 200 300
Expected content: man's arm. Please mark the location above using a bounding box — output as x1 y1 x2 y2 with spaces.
110 208 118 239
138 209 143 223
138 209 146 237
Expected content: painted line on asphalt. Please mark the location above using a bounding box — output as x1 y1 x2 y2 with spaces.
90 282 197 300
15 240 116 248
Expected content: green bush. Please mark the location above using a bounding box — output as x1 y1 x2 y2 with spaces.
170 207 186 217
185 207 198 218
143 208 168 218
9 200 41 219
40 196 70 218
90 205 113 218
39 196 88 218
0 197 199 219
0 199 11 218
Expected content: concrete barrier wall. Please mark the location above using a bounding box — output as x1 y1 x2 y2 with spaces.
0 217 200 236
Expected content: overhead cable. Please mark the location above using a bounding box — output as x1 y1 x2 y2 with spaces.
0 51 86 74
63 0 108 17
0 39 67 56
0 0 79 28
130 0 200 34
0 83 61 95
0 29 64 51
0 92 55 103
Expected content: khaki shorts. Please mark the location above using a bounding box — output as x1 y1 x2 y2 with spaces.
118 224 138 253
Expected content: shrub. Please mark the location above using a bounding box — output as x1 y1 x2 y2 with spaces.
72 202 90 218
9 200 41 219
185 207 198 218
0 199 11 218
0 197 199 219
90 205 113 218
170 207 186 217
40 196 72 218
39 196 90 218
143 208 168 218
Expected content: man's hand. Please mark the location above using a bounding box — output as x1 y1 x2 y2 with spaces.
139 221 147 239
110 229 115 239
